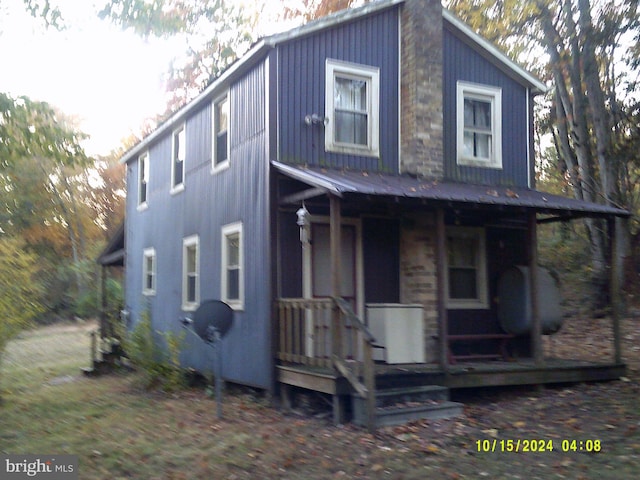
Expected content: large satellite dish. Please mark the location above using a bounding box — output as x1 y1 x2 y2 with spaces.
192 300 234 343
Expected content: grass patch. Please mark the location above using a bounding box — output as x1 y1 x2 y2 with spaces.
1 322 640 479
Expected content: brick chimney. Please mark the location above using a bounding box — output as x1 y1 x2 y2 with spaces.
400 0 444 179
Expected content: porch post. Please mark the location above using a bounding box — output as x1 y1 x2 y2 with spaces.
100 266 107 339
609 217 623 364
528 211 543 366
329 194 346 425
330 194 343 359
436 208 449 372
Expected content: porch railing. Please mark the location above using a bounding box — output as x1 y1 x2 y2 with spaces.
276 298 334 368
275 297 377 431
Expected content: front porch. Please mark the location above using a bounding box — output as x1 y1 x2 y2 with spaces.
272 164 629 430
274 297 625 429
277 358 625 393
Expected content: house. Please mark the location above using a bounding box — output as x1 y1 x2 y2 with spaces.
111 0 629 428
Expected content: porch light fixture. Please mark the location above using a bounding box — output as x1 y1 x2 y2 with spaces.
296 203 310 245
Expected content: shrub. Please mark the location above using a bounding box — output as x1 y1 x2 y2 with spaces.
126 307 186 392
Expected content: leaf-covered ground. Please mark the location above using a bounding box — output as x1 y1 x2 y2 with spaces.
1 316 639 479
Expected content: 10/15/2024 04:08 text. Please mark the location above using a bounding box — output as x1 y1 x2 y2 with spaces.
476 439 602 453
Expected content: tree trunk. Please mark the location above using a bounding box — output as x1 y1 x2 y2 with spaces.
540 0 609 306
578 0 617 206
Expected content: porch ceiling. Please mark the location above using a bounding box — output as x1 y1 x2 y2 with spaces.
272 162 630 220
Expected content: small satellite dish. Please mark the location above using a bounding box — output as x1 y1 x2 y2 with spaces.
192 300 234 343
181 300 234 420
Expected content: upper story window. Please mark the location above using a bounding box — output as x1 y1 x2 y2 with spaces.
142 247 156 296
212 93 230 172
182 235 199 311
456 82 502 169
171 124 186 193
221 222 243 310
325 59 379 157
446 227 488 309
138 151 149 209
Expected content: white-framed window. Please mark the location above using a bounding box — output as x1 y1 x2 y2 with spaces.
142 247 156 296
221 222 243 310
325 59 380 157
456 81 502 169
212 93 230 172
445 227 488 309
171 124 186 194
182 235 199 311
138 151 149 209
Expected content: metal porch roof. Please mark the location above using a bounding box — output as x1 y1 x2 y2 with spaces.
97 222 125 267
272 162 630 219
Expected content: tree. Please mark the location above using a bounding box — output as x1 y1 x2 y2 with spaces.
0 236 43 399
99 0 255 112
91 153 126 240
0 1 129 323
0 96 112 317
19 0 63 29
446 0 640 303
282 0 368 23
0 93 87 171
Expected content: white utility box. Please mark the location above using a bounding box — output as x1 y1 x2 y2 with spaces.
366 304 425 364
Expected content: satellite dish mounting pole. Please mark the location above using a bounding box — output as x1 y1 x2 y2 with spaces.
211 328 223 420
179 300 233 422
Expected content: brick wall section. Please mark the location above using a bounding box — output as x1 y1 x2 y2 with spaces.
400 0 444 180
399 213 440 363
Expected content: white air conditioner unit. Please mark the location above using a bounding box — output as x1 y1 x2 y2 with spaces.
366 304 425 364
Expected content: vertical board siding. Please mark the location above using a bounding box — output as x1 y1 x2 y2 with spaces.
363 218 400 304
443 26 530 187
278 7 400 173
125 61 272 389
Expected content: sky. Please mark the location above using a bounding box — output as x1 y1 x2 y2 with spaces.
0 1 302 158
0 1 187 157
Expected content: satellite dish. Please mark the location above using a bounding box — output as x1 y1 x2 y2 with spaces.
180 300 234 420
192 300 234 343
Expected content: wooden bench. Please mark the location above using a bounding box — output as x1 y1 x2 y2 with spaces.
445 334 515 364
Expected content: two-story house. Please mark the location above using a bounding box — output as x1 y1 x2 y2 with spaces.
108 0 628 427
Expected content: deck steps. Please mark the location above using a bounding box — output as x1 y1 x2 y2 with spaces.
81 341 128 377
352 385 464 427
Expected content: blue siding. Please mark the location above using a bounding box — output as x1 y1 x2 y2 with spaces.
125 61 272 389
443 25 530 187
278 7 400 172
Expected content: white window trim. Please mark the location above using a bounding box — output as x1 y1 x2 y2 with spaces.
325 59 380 157
445 226 489 310
221 222 244 311
137 151 149 211
456 81 502 169
211 92 231 174
182 235 199 311
170 123 186 195
142 247 156 296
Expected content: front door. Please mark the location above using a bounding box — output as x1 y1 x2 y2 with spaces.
303 219 363 357
310 223 357 306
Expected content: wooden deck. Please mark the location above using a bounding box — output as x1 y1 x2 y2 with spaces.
274 297 626 429
277 358 626 393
